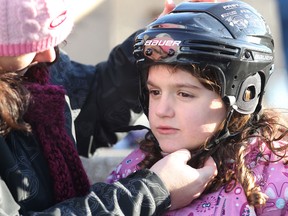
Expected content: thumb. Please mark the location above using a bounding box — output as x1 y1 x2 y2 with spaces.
199 156 218 180
171 149 192 164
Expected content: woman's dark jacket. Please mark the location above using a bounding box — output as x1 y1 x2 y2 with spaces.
0 31 170 215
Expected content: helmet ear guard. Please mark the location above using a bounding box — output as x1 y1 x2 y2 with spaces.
226 72 262 114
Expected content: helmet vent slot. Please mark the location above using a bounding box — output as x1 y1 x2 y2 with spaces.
181 40 240 57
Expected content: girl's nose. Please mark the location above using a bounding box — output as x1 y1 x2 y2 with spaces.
155 96 175 118
34 48 56 63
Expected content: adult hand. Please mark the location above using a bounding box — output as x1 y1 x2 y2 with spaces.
158 0 176 18
150 149 217 210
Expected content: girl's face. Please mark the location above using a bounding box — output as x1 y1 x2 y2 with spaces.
147 65 227 154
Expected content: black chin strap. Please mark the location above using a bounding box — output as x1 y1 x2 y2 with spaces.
114 124 150 133
207 105 260 151
206 108 235 150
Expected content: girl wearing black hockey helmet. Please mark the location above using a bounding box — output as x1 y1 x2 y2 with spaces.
108 1 288 215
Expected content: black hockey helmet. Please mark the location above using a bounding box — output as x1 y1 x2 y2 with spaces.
134 1 274 117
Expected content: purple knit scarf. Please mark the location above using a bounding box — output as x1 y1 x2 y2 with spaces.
23 67 90 203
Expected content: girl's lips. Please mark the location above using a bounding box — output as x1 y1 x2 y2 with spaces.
156 126 178 134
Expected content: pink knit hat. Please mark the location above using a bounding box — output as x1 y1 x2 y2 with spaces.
0 0 73 56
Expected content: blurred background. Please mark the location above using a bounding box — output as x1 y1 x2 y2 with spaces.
65 0 288 182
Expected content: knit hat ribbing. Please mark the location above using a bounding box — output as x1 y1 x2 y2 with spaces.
0 0 73 56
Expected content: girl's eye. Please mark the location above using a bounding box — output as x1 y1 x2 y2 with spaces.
149 89 160 96
178 92 194 98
